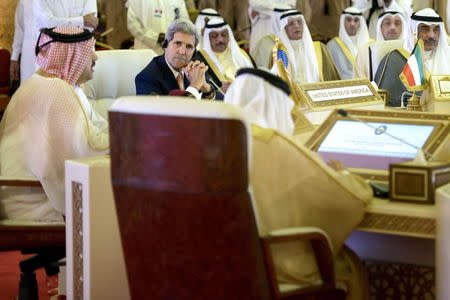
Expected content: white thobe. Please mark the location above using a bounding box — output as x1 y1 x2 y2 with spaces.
33 0 97 30
11 0 39 83
0 74 108 221
248 0 274 53
127 0 189 53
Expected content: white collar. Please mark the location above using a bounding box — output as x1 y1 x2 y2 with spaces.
165 56 184 79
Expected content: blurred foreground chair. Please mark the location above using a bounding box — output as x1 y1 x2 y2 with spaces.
0 177 65 300
109 97 346 300
82 49 156 119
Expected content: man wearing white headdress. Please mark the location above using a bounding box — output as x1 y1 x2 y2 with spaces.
270 6 295 36
374 8 450 107
251 10 340 83
225 68 295 136
354 10 406 80
248 1 291 53
127 0 189 53
198 18 254 94
368 0 408 38
194 8 221 49
327 7 370 79
225 67 372 300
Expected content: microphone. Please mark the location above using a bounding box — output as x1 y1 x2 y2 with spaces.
205 74 225 97
336 109 434 161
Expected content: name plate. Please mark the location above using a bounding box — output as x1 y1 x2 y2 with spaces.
298 79 384 111
307 85 373 102
430 75 450 101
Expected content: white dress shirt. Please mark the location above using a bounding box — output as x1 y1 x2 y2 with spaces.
33 0 97 30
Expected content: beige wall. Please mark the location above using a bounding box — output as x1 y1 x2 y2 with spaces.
0 0 19 51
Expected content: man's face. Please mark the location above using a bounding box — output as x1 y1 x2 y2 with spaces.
418 23 440 51
381 15 403 40
209 29 229 53
284 17 303 40
344 16 361 36
77 51 98 85
164 31 196 71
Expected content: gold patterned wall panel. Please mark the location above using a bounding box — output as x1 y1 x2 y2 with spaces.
0 0 19 51
366 261 435 300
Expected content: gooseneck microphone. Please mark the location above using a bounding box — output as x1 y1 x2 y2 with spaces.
336 109 434 161
206 75 225 97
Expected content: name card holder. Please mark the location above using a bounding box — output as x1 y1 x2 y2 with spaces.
430 75 450 101
297 79 384 112
389 161 450 204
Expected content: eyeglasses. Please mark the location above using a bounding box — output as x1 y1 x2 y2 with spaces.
287 20 303 26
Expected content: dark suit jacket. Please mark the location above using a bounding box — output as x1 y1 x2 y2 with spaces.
135 55 191 96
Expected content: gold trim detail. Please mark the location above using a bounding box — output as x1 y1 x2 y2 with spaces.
198 49 228 83
305 108 450 181
313 41 324 82
430 75 450 101
72 181 84 300
333 37 355 65
358 212 435 238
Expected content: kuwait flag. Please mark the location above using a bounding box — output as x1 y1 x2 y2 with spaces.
399 39 427 91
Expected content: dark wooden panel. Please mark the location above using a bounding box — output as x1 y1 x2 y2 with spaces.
109 112 248 194
110 112 271 300
114 187 270 300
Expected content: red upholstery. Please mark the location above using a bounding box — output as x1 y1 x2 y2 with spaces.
0 48 10 89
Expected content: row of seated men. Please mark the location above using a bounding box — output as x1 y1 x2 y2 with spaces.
11 0 449 108
134 6 450 109
0 23 374 299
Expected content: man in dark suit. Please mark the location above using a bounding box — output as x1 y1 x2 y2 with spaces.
135 19 216 100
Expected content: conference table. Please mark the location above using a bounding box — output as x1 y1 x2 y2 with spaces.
64 156 447 300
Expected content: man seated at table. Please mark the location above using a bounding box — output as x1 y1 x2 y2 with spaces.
353 10 406 80
327 7 370 79
224 67 373 300
197 18 255 95
374 8 450 107
135 19 216 100
251 10 340 83
0 26 109 221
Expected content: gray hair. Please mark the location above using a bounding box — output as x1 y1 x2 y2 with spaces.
165 19 199 47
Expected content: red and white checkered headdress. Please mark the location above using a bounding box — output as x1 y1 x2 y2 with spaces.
36 26 95 86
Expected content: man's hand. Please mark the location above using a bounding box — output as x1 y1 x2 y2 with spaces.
250 10 259 19
83 13 99 29
10 60 20 82
183 60 208 90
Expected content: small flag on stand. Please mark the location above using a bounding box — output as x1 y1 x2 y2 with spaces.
399 39 427 91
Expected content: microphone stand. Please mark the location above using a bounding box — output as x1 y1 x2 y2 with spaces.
207 78 225 97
